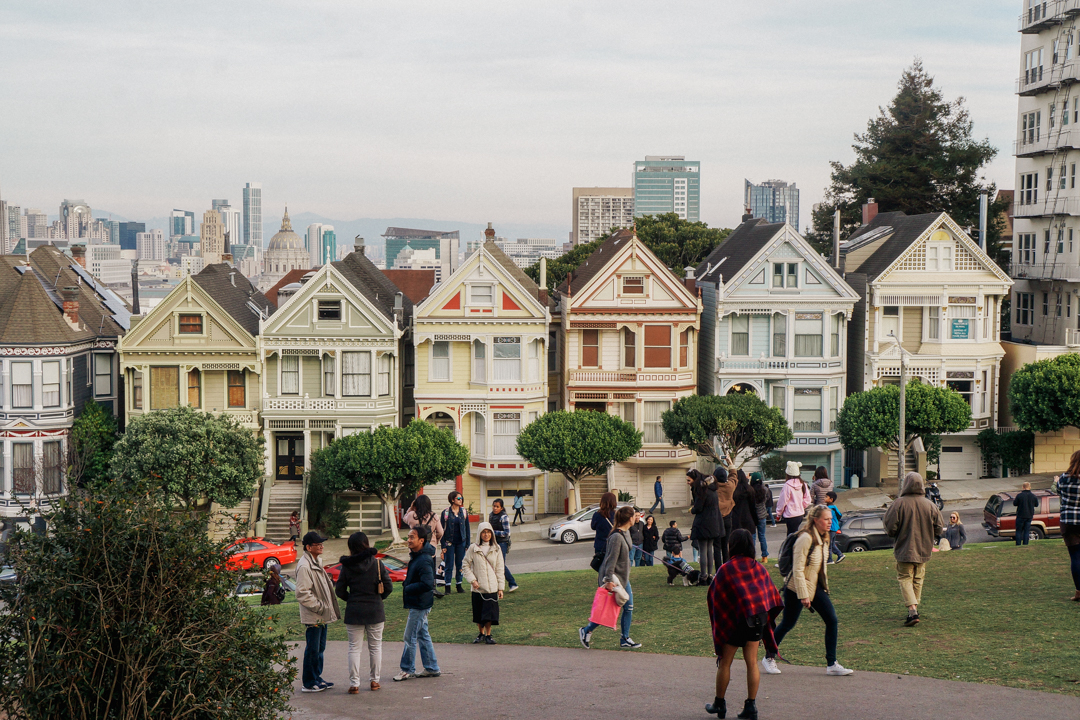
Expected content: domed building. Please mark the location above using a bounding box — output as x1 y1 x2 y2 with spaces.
260 207 310 290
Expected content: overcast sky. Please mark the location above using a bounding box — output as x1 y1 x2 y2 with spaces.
0 1 1020 235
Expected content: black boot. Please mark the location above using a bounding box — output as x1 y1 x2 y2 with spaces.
736 699 757 720
705 697 726 717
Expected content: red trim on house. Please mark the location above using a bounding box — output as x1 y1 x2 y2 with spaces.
442 292 461 310
501 292 522 311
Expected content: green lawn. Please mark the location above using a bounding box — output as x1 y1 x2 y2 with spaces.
256 541 1080 696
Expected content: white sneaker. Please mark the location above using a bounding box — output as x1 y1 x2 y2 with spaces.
760 657 781 675
392 671 414 682
826 662 854 676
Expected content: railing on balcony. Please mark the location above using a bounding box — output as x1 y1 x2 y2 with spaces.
716 357 836 371
568 370 692 383
1019 0 1080 33
1017 57 1080 96
1010 261 1080 281
1013 197 1080 217
1014 129 1078 157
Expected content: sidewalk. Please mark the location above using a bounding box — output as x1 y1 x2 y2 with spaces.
835 473 1058 512
287 641 1080 720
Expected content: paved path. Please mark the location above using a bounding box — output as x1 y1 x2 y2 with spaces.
287 641 1080 720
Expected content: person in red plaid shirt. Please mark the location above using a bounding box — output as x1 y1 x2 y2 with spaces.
705 528 783 720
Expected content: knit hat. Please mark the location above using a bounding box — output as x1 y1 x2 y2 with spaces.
785 460 802 477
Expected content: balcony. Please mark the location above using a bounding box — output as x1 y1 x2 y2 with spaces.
263 396 394 412
568 369 694 385
1010 261 1080 281
1013 196 1080 217
1014 129 1080 157
1016 60 1080 96
1018 0 1080 33
716 356 843 373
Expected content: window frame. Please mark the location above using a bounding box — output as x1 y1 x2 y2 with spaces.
729 314 749 356
377 353 391 397
492 412 521 457
431 341 451 381
317 299 342 321
280 355 300 395
93 353 112 397
623 328 636 369
11 361 32 409
150 366 180 409
177 313 204 335
132 369 143 409
187 369 201 408
621 276 645 295
493 337 522 382
42 440 62 494
642 400 671 444
227 369 246 408
42 361 61 408
581 329 599 368
469 285 494 306
473 339 487 383
792 387 823 434
322 354 336 396
342 351 372 397
643 325 672 368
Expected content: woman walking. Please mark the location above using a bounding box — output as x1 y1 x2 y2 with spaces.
591 492 618 573
1057 450 1080 602
289 510 302 543
706 529 783 719
731 469 760 536
749 473 770 562
811 466 834 506
511 491 526 526
461 522 505 644
579 505 641 649
944 512 967 550
690 469 724 579
760 505 854 677
642 515 660 567
335 531 394 693
775 461 812 535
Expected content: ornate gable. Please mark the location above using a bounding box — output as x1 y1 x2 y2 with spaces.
723 225 858 303
876 215 1012 284
416 245 547 322
262 265 397 339
120 276 255 351
571 235 698 311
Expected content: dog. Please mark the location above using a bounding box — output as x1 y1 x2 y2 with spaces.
665 556 703 587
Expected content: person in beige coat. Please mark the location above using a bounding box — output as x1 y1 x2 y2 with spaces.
883 471 945 627
461 521 505 645
760 505 854 677
295 531 342 692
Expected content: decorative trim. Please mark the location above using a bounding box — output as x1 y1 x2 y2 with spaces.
434 334 471 341
281 348 320 356
202 362 241 370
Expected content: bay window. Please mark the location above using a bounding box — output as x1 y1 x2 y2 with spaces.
794 313 823 357
432 341 450 380
94 354 112 396
473 340 486 382
187 369 201 407
281 355 300 394
228 370 246 408
11 362 31 408
342 351 371 396
378 354 391 396
528 339 540 381
150 366 179 409
13 443 34 494
644 326 671 367
42 441 62 494
623 328 636 368
42 361 60 407
793 388 822 433
473 414 486 455
730 315 749 356
493 412 520 456
323 354 336 396
643 400 670 444
493 337 521 382
582 329 599 367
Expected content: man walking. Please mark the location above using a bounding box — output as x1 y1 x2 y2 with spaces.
394 526 441 681
440 490 471 593
883 472 944 627
490 499 519 592
650 475 665 514
1013 482 1039 546
294 531 341 692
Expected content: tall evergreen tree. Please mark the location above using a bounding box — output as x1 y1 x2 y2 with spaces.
807 60 1002 264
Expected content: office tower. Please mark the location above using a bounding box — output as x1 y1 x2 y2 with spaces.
572 187 635 245
117 222 145 251
212 200 241 247
633 156 700 221
60 199 93 238
200 209 226 264
24 208 47 239
744 179 800 227
306 223 337 266
0 200 7 254
170 209 195 239
96 217 120 244
84 242 129 285
136 229 166 261
243 182 262 246
382 228 460 280
6 204 22 246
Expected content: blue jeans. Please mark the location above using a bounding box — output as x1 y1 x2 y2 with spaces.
400 608 439 674
756 517 770 558
584 583 633 640
769 587 839 665
303 624 328 688
442 542 466 587
629 545 643 567
498 541 516 586
650 497 665 514
1015 518 1032 545
642 549 654 567
828 531 844 561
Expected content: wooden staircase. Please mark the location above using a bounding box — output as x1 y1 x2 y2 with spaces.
577 475 608 508
265 481 304 543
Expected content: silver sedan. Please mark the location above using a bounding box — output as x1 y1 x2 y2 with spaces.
547 502 636 544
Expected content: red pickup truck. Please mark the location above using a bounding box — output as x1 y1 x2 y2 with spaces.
982 490 1061 540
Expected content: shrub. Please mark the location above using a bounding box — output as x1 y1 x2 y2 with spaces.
760 454 788 480
305 468 350 539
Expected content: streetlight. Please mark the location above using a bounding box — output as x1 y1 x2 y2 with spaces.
887 331 907 481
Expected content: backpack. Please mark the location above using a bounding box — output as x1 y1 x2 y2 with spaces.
775 531 802 577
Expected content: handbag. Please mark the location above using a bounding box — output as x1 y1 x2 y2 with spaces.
588 586 620 629
273 580 286 603
376 560 385 595
590 551 604 572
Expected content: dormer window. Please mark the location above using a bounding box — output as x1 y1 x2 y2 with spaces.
470 285 494 305
773 263 798 288
927 242 953 271
178 314 203 334
318 300 341 320
622 276 644 294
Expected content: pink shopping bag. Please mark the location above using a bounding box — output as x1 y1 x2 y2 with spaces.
589 586 619 629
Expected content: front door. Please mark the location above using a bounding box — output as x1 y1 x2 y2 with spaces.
276 435 305 480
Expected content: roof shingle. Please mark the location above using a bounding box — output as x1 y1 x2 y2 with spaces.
191 264 274 336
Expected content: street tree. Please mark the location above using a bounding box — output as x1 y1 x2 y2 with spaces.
111 406 265 510
68 399 118 488
807 60 1004 266
661 393 793 468
310 419 469 545
516 410 641 512
1009 353 1080 432
837 381 971 482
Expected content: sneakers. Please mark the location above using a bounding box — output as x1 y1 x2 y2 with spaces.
904 612 920 627
484 634 497 645
620 637 642 649
301 685 326 693
826 662 854 676
392 671 414 682
318 680 334 689
759 657 781 675
508 585 519 592
472 633 485 644
578 627 592 649
834 554 846 564
416 669 441 678
826 560 836 565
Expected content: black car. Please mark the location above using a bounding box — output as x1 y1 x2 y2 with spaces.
833 510 895 553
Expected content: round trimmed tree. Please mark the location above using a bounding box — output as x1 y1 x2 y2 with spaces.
660 393 792 468
1008 353 1080 433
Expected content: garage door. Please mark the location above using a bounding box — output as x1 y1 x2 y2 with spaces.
649 470 690 510
485 479 535 520
938 440 976 481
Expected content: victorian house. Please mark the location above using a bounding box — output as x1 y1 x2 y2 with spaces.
412 239 551 519
841 207 1013 483
259 250 414 540
117 263 273 526
695 219 859 482
558 229 701 510
0 246 129 519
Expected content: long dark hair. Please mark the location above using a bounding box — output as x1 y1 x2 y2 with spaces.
1068 449 1080 478
728 528 755 560
814 466 829 481
411 494 434 524
347 531 370 555
599 491 617 518
749 473 767 504
687 468 710 499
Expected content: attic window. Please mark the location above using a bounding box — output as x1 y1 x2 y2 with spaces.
179 314 203 334
622 276 644 294
318 300 341 321
471 285 494 305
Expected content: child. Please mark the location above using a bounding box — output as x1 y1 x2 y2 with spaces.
825 491 845 564
665 548 695 586
661 519 689 562
288 511 301 543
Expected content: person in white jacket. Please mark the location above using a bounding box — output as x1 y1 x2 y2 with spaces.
461 521 505 645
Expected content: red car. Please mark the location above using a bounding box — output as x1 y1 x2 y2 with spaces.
324 553 408 583
982 490 1062 540
224 537 297 570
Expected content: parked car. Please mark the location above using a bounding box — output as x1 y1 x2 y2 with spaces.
982 490 1061 541
233 573 297 598
833 509 895 553
0 565 16 586
323 552 408 583
223 538 298 571
547 502 637 544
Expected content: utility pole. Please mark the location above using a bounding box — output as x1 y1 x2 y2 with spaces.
889 331 906 482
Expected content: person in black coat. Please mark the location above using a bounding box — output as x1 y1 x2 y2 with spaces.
642 515 660 567
690 469 724 578
1012 482 1040 546
335 532 393 692
730 469 760 535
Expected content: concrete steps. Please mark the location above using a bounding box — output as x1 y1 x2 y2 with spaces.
266 481 304 543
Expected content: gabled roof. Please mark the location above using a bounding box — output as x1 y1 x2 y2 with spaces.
332 251 413 326
380 269 437 304
29 245 131 336
191 264 274 337
265 268 311 307
840 211 943 279
558 229 635 296
694 218 785 284
483 240 542 301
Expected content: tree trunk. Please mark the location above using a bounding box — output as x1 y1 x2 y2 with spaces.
382 493 405 547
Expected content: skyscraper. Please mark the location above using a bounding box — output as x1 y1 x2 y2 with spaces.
572 187 635 245
60 199 93 238
306 223 337 266
243 182 262 247
96 217 120 245
136 229 166 261
744 179 800 228
170 209 195 239
24 209 47 239
383 227 459 278
118 222 145 251
213 199 241 247
200 209 226 264
633 156 700 221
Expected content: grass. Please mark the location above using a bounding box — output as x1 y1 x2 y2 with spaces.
254 540 1080 696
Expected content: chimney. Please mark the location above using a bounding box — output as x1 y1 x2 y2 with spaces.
71 244 86 269
742 208 754 223
832 208 841 270
61 286 80 328
354 235 366 255
683 266 696 293
539 257 547 290
221 252 233 265
229 270 236 287
484 222 496 242
130 260 140 315
862 197 878 225
394 292 404 324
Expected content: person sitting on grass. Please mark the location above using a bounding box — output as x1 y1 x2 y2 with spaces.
705 528 784 719
461 522 505 645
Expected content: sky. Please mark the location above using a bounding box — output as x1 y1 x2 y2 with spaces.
0 1 1021 239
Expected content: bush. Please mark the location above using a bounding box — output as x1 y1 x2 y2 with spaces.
0 480 295 719
760 454 788 480
305 469 349 539
975 428 1035 477
616 490 635 504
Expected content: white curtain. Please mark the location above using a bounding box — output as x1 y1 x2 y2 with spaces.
493 416 520 456
322 354 335 396
432 341 450 380
473 414 486 456
42 361 60 407
342 351 371 397
473 340 486 383
281 356 299 395
643 401 670 444
11 362 31 407
378 354 391 396
493 340 521 382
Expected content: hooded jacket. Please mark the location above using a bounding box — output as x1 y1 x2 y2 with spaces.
691 482 723 540
295 551 342 626
884 472 945 564
715 476 735 517
402 543 437 610
334 547 393 626
776 478 811 519
811 476 835 505
461 522 505 594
